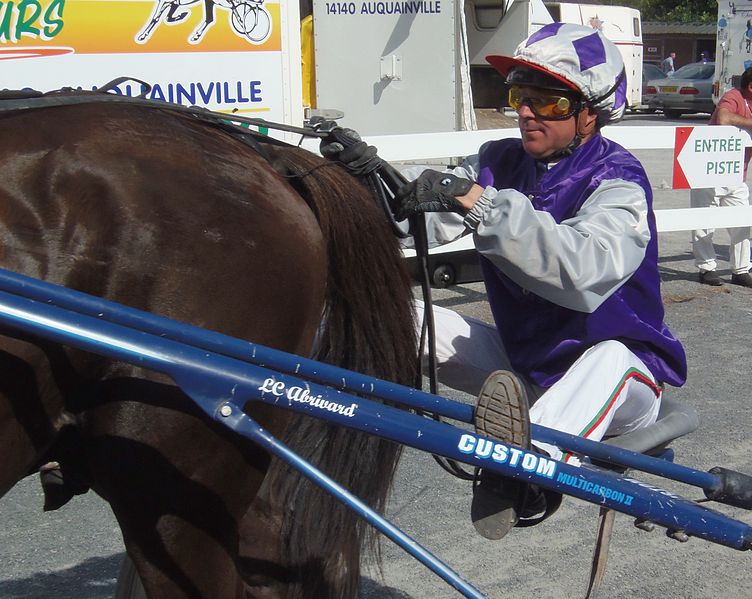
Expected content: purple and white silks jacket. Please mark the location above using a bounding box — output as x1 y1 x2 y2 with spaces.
411 133 687 389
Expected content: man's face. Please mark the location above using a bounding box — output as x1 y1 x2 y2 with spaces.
517 88 577 160
518 107 577 159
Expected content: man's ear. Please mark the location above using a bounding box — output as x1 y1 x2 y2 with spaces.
577 107 599 136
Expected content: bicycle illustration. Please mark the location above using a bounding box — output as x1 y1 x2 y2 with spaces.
136 0 272 45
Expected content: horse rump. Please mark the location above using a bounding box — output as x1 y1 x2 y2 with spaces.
0 100 418 599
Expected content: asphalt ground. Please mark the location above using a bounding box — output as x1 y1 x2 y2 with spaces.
2 123 752 598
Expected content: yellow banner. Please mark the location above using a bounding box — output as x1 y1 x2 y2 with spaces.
0 0 281 55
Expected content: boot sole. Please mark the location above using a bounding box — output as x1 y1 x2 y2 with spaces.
475 372 530 448
471 370 531 540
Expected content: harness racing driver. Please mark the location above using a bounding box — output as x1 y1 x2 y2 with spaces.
320 22 687 540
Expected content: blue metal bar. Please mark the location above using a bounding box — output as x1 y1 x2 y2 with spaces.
0 268 722 492
217 404 487 599
0 267 473 422
0 290 486 596
530 425 720 491
0 289 749 551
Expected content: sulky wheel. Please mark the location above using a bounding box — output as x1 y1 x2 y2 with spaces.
231 5 272 44
432 264 456 288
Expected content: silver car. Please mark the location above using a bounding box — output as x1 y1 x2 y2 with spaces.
646 62 716 118
641 63 666 111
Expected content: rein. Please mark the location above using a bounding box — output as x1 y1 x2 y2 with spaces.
0 77 315 142
376 170 475 481
320 128 474 481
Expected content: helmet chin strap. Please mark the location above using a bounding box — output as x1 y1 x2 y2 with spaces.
541 108 591 162
544 133 582 162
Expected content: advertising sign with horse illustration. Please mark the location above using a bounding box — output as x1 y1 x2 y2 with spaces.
0 0 304 127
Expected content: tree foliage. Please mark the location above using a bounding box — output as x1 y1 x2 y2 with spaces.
599 0 718 22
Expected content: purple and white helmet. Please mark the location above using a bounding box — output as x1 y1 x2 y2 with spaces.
487 22 627 125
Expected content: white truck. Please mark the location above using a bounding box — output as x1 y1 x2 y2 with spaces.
310 0 643 136
714 0 752 102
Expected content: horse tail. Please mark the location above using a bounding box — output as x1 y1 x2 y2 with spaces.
261 144 418 598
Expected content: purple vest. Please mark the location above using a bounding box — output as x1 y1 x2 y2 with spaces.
477 135 686 388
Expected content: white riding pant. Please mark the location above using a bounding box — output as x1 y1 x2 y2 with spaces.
690 184 751 274
416 301 662 464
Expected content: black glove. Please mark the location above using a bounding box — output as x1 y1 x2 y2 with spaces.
319 126 381 176
394 170 474 221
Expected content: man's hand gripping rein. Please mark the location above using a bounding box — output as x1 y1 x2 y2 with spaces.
318 126 381 177
394 170 474 221
317 123 475 222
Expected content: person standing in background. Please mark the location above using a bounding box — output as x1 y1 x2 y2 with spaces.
662 51 676 76
691 67 752 287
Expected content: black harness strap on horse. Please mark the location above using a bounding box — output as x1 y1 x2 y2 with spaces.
0 80 402 226
0 77 314 152
0 78 335 180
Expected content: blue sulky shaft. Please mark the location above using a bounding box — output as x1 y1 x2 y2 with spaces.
0 268 473 422
0 268 723 493
532 424 720 490
220 405 487 599
0 284 750 554
0 284 490 597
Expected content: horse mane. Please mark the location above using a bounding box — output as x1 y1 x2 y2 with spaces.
261 144 418 597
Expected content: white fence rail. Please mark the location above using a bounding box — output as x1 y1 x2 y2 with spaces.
302 125 752 236
364 124 680 161
301 125 682 160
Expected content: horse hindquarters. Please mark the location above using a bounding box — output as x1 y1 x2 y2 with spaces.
83 380 278 599
0 104 330 599
82 157 329 596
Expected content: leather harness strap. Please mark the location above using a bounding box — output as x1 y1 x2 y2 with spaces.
0 77 315 150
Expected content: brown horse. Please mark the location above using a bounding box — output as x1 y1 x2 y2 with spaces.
0 97 418 598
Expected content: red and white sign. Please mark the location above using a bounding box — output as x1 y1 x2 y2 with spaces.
673 126 746 189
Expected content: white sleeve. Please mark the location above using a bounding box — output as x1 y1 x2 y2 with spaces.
466 178 651 313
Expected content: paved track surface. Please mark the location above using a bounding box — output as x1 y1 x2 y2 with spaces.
2 124 752 598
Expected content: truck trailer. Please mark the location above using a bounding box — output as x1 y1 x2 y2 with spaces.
714 0 752 102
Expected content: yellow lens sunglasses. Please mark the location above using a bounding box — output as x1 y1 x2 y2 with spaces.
508 85 581 120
